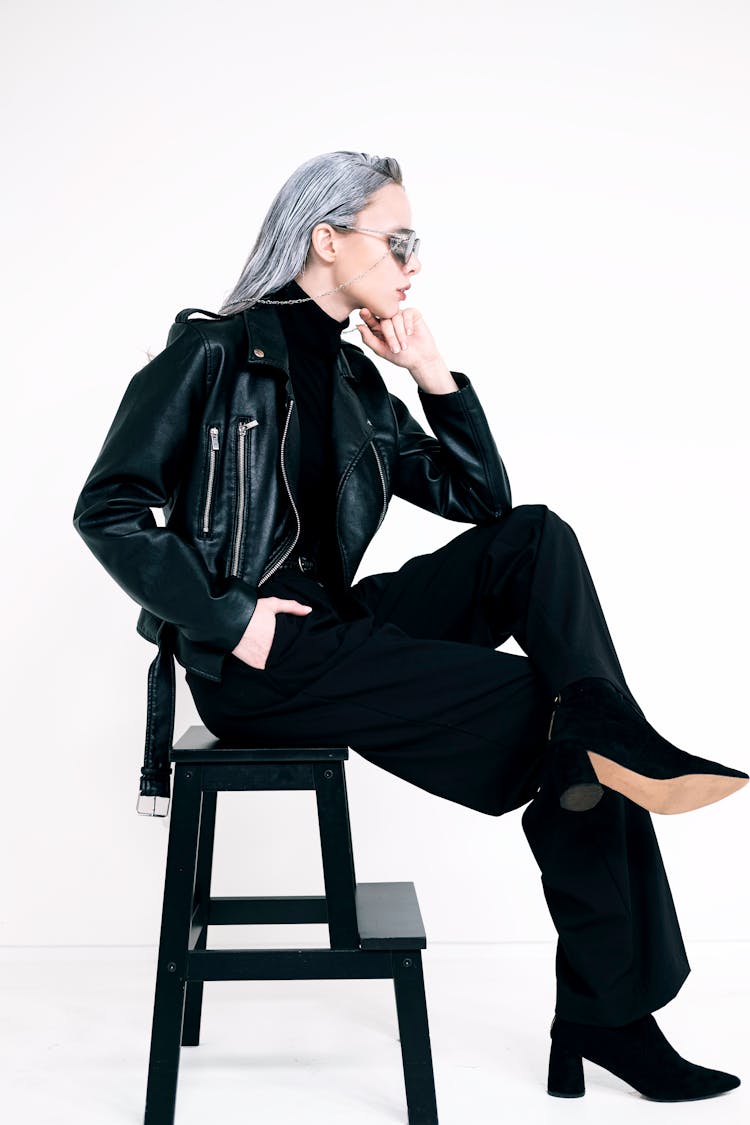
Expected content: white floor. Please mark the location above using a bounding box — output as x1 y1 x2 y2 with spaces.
1 940 747 1124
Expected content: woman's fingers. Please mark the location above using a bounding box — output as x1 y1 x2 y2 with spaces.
381 318 401 353
360 308 385 344
358 306 431 369
378 311 407 353
275 599 313 616
357 317 386 356
392 312 409 350
360 308 408 353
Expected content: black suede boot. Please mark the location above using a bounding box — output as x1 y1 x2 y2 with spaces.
547 1011 741 1100
546 676 749 814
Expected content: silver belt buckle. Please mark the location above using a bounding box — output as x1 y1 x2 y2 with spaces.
136 793 170 817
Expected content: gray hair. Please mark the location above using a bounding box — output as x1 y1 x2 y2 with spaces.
217 150 404 315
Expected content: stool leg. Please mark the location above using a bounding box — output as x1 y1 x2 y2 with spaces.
182 790 217 1047
392 951 439 1125
143 766 202 1125
313 761 359 948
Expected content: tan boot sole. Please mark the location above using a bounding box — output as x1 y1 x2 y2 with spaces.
587 751 749 814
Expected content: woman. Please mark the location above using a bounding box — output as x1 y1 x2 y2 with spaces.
73 150 746 1101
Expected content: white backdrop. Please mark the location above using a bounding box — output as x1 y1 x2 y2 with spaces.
2 0 748 956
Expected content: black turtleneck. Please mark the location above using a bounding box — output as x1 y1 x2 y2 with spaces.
267 277 350 586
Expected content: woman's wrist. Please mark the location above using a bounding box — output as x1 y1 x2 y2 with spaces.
408 358 458 394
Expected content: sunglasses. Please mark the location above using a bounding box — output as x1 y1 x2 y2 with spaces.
331 224 421 265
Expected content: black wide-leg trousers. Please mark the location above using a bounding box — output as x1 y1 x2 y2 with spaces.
186 503 691 1026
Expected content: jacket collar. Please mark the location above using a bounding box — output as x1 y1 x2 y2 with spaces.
242 302 359 383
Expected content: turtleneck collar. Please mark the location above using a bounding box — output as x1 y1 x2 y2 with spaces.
270 277 350 360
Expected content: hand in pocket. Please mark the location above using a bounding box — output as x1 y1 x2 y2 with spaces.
232 596 312 670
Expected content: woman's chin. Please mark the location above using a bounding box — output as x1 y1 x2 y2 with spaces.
363 297 400 319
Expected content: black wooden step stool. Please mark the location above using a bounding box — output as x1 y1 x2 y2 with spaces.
143 723 439 1124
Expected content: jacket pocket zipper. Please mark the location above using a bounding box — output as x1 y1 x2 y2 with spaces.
370 438 388 530
200 425 220 536
230 417 259 576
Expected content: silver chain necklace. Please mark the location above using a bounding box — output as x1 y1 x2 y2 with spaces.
249 249 391 333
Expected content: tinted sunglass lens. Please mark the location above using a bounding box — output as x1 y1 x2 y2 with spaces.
405 233 415 261
390 231 418 264
402 233 418 264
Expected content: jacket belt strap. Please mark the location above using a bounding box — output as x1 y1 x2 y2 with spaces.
136 620 176 817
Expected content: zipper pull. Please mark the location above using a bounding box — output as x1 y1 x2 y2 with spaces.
210 427 219 450
240 419 260 433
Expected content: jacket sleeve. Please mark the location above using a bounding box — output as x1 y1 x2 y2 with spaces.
72 320 258 652
389 370 512 521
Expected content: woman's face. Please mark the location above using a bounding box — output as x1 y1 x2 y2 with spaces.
305 182 422 320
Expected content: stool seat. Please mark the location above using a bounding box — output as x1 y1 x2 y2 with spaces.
172 724 348 761
142 723 439 1125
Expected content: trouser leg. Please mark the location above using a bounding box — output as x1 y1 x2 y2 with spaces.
349 505 690 1025
351 502 644 715
520 776 690 1026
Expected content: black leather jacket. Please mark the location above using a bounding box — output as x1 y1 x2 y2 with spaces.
73 302 512 811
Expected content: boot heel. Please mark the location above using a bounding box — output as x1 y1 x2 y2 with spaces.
551 741 604 811
547 1036 585 1097
549 676 750 815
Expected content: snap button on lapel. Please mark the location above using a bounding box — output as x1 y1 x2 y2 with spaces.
253 347 265 358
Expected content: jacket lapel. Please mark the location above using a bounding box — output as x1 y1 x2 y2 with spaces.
330 348 372 489
242 303 372 503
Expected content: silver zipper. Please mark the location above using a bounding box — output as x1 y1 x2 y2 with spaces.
369 438 388 530
548 692 562 740
201 426 220 536
230 418 259 576
258 399 301 585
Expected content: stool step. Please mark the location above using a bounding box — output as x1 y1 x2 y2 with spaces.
196 882 427 949
356 881 427 949
172 724 348 762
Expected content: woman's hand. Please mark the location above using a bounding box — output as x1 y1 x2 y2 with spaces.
356 305 441 371
232 596 312 670
356 305 458 393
